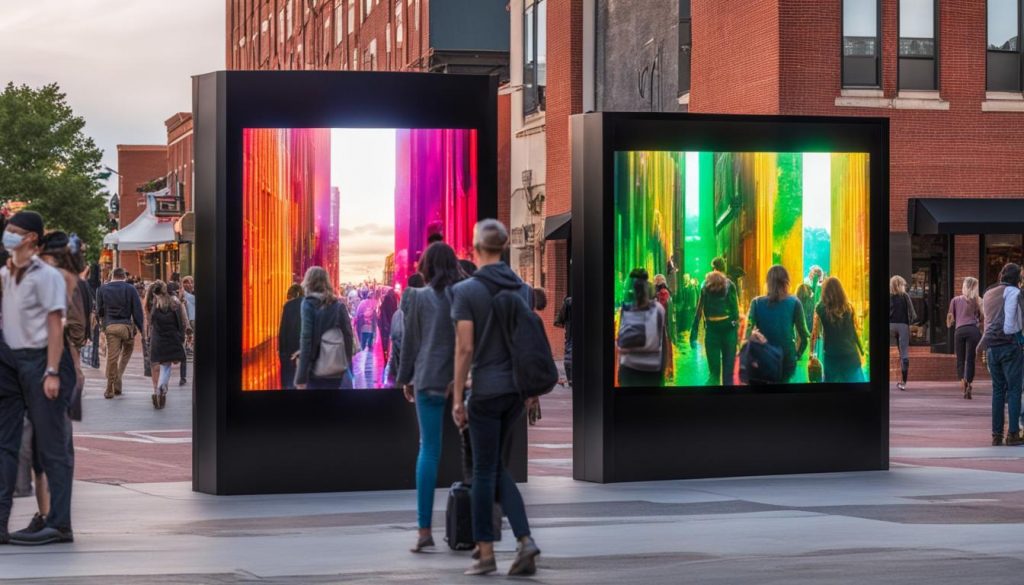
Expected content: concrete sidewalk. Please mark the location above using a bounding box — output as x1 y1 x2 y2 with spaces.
2 466 1024 583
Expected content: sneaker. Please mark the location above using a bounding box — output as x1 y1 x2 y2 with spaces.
508 537 541 576
464 557 498 576
1007 434 1024 447
179 378 187 387
22 514 46 535
10 526 73 546
993 434 1005 446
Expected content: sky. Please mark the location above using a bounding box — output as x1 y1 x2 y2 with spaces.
0 1 225 194
331 128 397 284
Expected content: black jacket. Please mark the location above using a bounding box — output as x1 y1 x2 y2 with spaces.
278 296 303 360
96 280 144 331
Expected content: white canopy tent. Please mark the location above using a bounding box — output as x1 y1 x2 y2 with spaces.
103 189 177 251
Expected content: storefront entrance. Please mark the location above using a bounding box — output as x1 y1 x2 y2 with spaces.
909 234 951 352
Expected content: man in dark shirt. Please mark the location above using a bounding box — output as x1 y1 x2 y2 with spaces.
451 219 540 576
95 267 144 398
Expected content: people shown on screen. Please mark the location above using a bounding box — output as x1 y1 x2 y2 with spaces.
617 268 666 387
354 289 377 353
378 286 399 368
653 274 674 375
389 273 426 384
277 284 304 389
690 270 740 386
809 277 864 383
294 266 355 390
745 265 809 384
796 283 816 335
396 242 467 554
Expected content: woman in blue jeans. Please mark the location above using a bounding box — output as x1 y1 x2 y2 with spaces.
396 242 467 552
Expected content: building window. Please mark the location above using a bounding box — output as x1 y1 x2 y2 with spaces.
369 38 378 70
286 0 294 38
988 0 1022 92
842 0 880 87
335 1 344 45
353 48 359 70
899 0 937 90
364 0 372 20
414 0 420 31
523 0 547 116
678 0 691 96
279 9 285 46
396 1 403 46
348 0 355 33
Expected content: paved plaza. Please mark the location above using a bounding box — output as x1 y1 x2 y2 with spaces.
2 348 1023 583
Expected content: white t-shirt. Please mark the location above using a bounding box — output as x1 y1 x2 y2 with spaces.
1 256 67 350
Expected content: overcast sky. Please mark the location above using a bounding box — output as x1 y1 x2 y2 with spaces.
0 1 224 193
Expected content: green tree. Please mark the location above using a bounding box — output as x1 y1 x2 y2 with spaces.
0 82 109 261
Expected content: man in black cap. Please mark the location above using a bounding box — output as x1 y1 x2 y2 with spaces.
1 211 76 545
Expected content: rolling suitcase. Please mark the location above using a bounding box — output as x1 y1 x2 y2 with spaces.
445 482 475 550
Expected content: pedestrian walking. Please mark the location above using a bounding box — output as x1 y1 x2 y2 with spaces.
39 232 90 418
947 277 983 400
85 262 102 369
389 273 425 384
95 267 144 398
809 277 864 383
294 267 355 390
451 219 540 576
378 286 399 366
618 269 667 387
889 275 916 391
979 263 1024 446
1 211 76 545
396 242 467 553
277 284 304 389
146 281 190 409
690 270 740 385
554 295 572 387
182 276 196 367
744 265 809 384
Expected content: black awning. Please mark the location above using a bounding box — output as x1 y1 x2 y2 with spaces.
910 198 1024 234
544 211 571 241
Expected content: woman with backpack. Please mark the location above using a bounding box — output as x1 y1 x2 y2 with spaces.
690 270 740 385
889 275 917 391
396 242 467 553
617 268 666 387
809 277 864 383
744 265 809 384
146 280 190 409
294 266 355 390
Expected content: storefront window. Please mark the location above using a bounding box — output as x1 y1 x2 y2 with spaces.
983 234 1024 290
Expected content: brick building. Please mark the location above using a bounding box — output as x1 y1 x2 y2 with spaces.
226 0 509 76
114 145 167 277
591 0 1024 379
166 113 195 276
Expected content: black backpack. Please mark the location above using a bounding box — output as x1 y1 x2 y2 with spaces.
480 280 559 399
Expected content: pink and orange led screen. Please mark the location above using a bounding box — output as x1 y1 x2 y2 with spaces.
241 128 478 391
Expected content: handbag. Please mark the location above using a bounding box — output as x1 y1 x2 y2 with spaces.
807 354 823 383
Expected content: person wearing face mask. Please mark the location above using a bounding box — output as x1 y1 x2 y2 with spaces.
0 211 76 545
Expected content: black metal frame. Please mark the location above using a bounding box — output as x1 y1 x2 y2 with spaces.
897 0 940 91
571 112 890 483
841 0 883 88
192 70 526 495
986 0 1024 92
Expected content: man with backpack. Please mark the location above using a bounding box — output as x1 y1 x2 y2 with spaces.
450 219 544 577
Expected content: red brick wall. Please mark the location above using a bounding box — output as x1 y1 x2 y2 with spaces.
166 114 193 212
116 146 168 278
690 0 780 114
228 0 432 72
541 0 583 358
497 89 511 228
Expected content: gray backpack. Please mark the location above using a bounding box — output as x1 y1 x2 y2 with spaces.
312 302 350 378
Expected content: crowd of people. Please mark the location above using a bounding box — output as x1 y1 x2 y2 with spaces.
618 257 866 387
